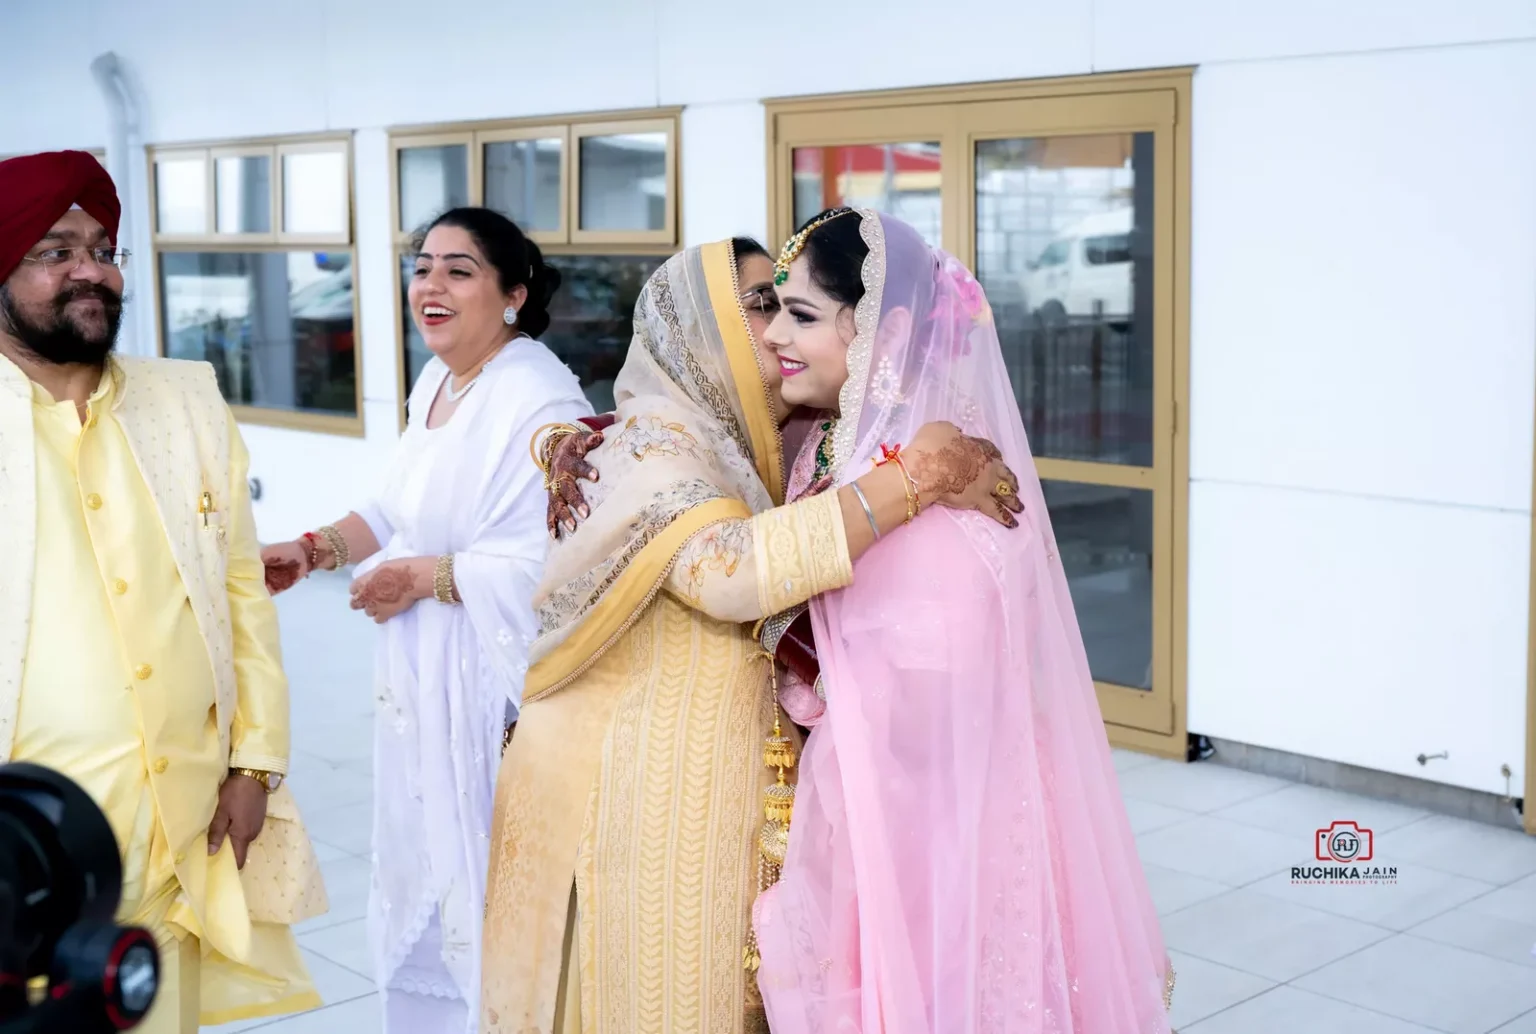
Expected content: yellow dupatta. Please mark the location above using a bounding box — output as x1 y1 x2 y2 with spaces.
522 239 785 700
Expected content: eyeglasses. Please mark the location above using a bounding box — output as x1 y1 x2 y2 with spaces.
20 246 132 274
738 286 779 316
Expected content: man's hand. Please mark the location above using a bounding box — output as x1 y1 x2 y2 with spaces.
208 773 268 869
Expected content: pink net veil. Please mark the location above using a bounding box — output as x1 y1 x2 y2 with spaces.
753 212 1174 1033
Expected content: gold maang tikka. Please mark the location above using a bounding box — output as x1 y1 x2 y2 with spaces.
774 207 857 286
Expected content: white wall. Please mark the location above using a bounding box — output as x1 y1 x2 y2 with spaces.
1186 40 1536 794
2 0 1534 791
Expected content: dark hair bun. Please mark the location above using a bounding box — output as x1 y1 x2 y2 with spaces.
520 240 560 340
418 207 561 338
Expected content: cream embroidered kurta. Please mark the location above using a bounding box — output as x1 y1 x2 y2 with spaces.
481 489 852 1034
483 240 839 1034
0 355 317 1029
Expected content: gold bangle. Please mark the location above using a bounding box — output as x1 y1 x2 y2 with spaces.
872 443 920 525
433 554 458 604
537 430 569 471
529 422 584 475
316 524 349 568
528 422 565 466
889 456 919 524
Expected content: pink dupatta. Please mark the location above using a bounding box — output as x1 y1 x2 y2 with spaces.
754 212 1173 1033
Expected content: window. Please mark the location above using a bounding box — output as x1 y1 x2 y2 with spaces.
389 110 680 423
1034 239 1072 268
150 135 359 435
792 142 942 248
1085 233 1132 266
767 72 1192 756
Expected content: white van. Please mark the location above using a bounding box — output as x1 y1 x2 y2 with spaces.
1022 207 1134 327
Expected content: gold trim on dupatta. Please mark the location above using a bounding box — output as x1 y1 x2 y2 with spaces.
523 239 782 702
522 497 752 702
702 239 786 506
828 209 888 478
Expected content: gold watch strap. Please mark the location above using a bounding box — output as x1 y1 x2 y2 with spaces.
233 767 276 792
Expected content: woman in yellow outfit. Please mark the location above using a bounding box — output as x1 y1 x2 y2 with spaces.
478 238 1018 1034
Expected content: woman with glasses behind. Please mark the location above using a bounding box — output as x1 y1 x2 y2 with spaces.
541 237 823 535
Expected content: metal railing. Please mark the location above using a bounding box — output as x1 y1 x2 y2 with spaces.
998 301 1153 467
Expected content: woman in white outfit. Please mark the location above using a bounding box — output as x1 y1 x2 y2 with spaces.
261 207 593 1033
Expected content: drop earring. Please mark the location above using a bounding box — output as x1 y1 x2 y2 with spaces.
503 306 518 326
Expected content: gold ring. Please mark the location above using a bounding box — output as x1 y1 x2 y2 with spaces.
996 481 1014 498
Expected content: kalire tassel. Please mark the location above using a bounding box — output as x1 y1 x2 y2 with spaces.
745 654 796 973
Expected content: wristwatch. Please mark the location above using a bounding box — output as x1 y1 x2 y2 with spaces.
232 768 284 794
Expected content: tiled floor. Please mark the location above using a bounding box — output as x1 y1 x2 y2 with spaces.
210 574 1536 1032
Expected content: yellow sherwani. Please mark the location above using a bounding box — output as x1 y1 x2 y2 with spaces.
0 353 319 1031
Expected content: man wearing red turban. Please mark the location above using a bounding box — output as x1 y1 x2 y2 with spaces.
0 151 323 1032
0 150 125 371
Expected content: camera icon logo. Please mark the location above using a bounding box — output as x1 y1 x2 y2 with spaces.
1316 820 1373 863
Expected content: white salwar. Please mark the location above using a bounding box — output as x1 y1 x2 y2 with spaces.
353 341 591 1034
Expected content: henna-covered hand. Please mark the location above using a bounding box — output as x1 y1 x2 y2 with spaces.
264 558 303 595
546 427 604 539
261 540 311 595
349 558 432 624
905 421 1024 529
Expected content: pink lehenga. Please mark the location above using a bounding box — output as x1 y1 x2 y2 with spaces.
752 212 1175 1034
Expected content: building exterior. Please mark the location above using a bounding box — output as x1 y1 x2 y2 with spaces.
3 0 1533 830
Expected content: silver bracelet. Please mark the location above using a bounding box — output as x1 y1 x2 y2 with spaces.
851 482 881 540
759 603 808 656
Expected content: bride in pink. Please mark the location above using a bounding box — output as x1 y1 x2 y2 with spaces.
751 208 1176 1034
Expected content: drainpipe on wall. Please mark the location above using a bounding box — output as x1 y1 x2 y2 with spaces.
90 52 151 358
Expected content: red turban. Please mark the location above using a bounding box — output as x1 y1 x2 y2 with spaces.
0 150 121 284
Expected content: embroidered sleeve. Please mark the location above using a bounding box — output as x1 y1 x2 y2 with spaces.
753 490 852 618
665 518 759 623
661 491 853 624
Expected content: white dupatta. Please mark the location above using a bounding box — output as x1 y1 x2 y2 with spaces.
354 341 591 1017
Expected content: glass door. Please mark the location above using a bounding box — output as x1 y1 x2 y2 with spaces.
769 77 1190 750
962 91 1178 735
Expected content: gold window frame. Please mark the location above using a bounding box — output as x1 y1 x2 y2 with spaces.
208 144 279 243
766 70 1193 759
275 139 354 247
389 130 477 249
149 132 363 437
569 118 677 247
388 108 682 429
477 125 571 246
150 147 215 243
